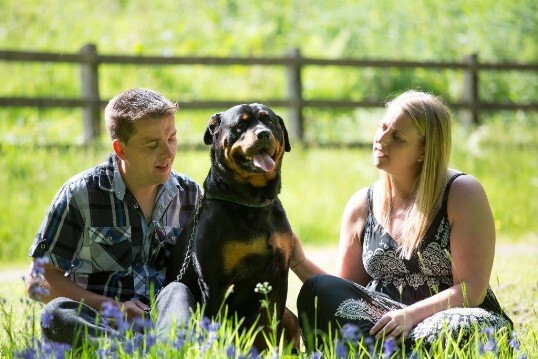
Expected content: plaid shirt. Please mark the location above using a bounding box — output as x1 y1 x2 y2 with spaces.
29 154 201 303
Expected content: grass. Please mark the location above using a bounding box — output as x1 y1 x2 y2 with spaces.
1 241 536 358
1 118 537 357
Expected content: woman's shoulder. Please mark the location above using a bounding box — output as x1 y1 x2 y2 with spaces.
342 184 374 222
446 169 490 212
447 169 486 194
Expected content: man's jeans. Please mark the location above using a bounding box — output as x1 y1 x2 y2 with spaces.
40 282 196 348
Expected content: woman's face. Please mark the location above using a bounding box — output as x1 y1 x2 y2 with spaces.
372 108 425 177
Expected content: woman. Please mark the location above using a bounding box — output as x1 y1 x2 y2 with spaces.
290 90 512 347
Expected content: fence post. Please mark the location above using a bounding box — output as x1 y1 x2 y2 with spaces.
460 53 480 126
286 48 304 143
80 44 101 144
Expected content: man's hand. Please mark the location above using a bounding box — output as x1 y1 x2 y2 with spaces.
119 300 150 321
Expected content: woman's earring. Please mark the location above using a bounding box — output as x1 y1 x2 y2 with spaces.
418 158 423 162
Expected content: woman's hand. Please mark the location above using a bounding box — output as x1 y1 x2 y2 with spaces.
370 308 414 344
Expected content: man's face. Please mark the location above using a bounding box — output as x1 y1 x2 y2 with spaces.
116 115 177 191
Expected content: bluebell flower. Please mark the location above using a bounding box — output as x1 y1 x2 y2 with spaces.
40 310 53 328
174 332 185 349
200 316 212 331
132 316 153 333
122 339 136 354
225 344 236 357
310 352 322 359
248 346 261 359
144 333 157 351
51 341 71 359
29 282 50 301
509 331 521 351
383 338 398 358
335 340 348 358
481 326 494 338
363 336 375 354
341 323 360 342
14 347 37 359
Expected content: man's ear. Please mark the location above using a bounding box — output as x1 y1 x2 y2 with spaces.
204 113 221 145
112 139 127 160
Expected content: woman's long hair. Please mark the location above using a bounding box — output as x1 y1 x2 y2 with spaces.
378 90 453 258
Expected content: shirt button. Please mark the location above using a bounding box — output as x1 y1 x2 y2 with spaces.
134 204 139 209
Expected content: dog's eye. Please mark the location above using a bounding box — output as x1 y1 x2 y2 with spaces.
265 118 273 125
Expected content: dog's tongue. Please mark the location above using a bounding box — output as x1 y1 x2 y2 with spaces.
253 151 275 172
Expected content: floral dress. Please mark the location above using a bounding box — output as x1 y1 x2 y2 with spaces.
297 174 513 344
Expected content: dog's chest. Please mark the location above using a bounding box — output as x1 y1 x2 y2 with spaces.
196 202 292 276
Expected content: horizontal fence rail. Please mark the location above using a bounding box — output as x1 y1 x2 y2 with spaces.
1 44 537 145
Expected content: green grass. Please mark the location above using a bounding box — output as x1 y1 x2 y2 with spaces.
1 241 536 358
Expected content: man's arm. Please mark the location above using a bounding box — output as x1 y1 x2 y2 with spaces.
26 261 148 320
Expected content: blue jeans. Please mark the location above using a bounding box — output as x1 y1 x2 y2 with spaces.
40 282 196 348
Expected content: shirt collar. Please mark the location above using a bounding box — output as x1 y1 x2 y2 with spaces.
98 154 181 200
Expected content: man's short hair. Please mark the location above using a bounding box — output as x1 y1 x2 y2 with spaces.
105 88 178 143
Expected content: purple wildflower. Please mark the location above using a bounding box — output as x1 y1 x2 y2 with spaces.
478 326 498 355
383 338 398 358
199 316 213 331
481 326 495 338
341 323 360 342
132 316 153 333
14 347 37 359
509 331 521 351
174 332 185 349
225 344 236 357
311 352 322 359
29 282 50 301
33 257 49 276
122 340 136 354
51 342 71 359
335 340 348 358
143 333 157 351
40 310 54 328
363 336 375 354
248 347 261 359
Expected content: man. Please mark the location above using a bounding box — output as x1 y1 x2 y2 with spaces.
26 88 201 348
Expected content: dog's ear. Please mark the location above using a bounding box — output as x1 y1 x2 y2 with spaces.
204 113 221 145
277 115 291 152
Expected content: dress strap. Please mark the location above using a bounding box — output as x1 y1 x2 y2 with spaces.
441 173 466 208
366 186 374 214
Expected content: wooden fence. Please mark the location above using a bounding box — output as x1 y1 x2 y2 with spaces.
1 44 537 145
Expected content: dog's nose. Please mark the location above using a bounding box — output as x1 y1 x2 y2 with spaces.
256 129 272 141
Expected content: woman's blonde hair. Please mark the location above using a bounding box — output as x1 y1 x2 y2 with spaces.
378 90 453 258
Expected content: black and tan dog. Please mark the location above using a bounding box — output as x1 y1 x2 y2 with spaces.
166 103 298 349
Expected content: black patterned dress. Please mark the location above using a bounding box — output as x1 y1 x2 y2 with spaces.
297 174 513 344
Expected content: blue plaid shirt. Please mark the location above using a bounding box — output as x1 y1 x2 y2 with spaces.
29 154 201 303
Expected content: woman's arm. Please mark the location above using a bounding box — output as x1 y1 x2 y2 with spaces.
370 175 496 342
335 188 370 286
290 187 370 284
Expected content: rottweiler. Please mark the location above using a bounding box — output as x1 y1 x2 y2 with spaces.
166 103 299 349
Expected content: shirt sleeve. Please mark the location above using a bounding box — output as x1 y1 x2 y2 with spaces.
28 182 84 272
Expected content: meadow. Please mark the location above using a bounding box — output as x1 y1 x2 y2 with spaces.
1 0 537 356
1 118 537 357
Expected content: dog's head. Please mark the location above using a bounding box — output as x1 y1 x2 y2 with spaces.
204 103 291 188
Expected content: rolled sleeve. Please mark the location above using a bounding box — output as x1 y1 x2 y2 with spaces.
29 184 84 271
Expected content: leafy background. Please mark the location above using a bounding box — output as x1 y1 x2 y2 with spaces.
0 1 537 356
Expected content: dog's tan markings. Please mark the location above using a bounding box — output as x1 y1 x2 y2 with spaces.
241 114 249 121
222 237 269 275
268 232 293 264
